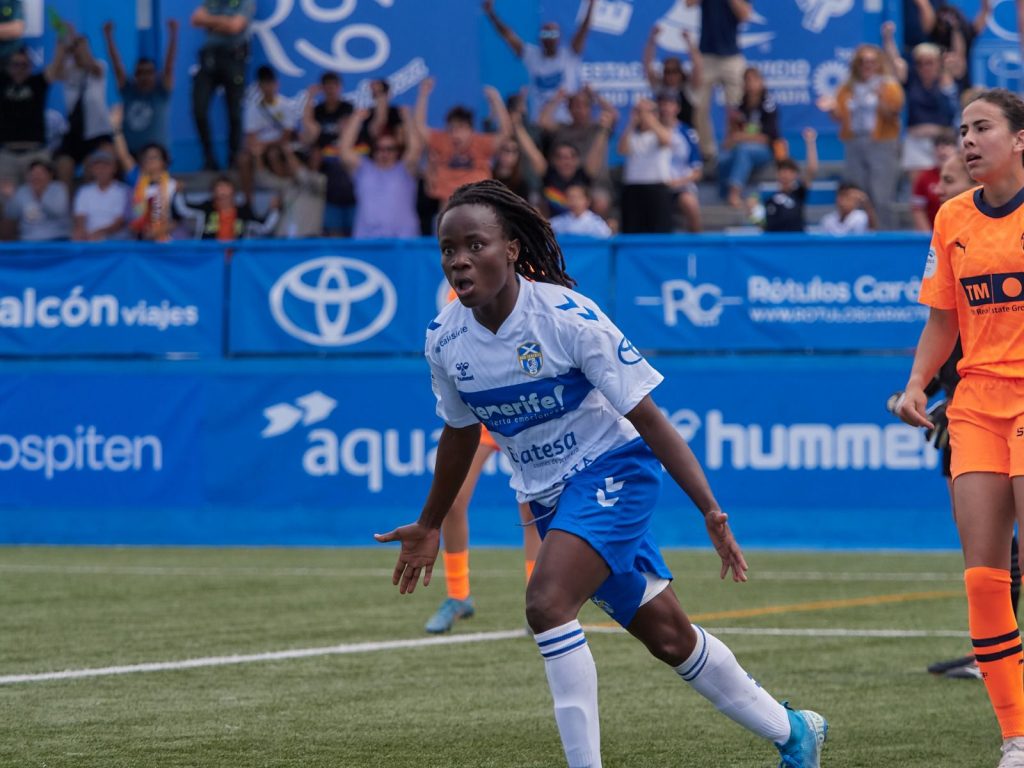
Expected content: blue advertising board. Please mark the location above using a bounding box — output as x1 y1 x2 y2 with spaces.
227 239 444 354
614 234 929 352
0 244 224 357
0 356 953 549
226 237 613 355
0 371 204 512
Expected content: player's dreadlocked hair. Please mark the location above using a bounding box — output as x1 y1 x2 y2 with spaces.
440 179 576 288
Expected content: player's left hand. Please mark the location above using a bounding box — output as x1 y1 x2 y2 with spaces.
373 522 440 594
704 509 748 583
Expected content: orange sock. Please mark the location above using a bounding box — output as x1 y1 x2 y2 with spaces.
965 567 1024 738
443 550 470 601
524 559 536 585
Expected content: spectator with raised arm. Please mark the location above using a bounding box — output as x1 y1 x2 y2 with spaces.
190 0 255 171
0 0 25 70
763 128 818 233
238 65 297 202
0 46 57 187
417 77 511 211
47 25 114 187
339 104 422 239
493 107 546 202
884 23 959 187
356 78 405 151
2 160 71 241
907 0 989 89
103 19 177 158
659 89 704 233
255 142 326 238
817 43 904 230
538 86 617 214
618 98 675 233
300 73 356 236
174 175 279 241
644 24 702 131
483 0 597 121
109 104 179 243
685 0 752 166
71 150 128 242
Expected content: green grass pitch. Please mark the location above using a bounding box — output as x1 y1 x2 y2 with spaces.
0 546 1001 767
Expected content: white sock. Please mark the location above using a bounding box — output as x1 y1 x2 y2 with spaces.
675 625 791 744
534 620 602 768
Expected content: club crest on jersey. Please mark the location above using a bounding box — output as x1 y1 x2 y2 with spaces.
517 341 543 376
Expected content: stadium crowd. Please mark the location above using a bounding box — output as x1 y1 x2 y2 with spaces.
0 0 1003 243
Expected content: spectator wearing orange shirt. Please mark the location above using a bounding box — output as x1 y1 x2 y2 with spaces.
416 77 511 218
817 43 904 230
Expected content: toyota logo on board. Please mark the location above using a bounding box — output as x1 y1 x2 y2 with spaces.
269 257 397 347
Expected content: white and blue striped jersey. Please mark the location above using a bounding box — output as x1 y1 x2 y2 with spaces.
426 278 663 506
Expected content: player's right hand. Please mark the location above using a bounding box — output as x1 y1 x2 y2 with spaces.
373 523 440 595
895 385 934 430
704 510 748 583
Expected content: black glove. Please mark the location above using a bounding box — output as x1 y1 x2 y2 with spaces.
924 399 949 451
886 390 905 417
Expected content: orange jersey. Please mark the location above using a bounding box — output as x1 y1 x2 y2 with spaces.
919 186 1024 378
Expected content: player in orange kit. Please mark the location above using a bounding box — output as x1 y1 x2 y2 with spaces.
897 89 1024 768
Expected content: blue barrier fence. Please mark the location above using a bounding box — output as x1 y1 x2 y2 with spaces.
0 356 953 550
0 235 951 549
0 234 931 358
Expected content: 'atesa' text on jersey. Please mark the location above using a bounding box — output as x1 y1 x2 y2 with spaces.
425 279 663 505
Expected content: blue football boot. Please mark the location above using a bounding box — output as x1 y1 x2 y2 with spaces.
424 596 475 634
776 702 828 768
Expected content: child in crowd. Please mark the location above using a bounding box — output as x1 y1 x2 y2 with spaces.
548 182 612 238
818 182 875 235
763 128 818 233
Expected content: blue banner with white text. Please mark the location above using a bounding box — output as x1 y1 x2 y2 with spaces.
0 372 203 510
0 245 224 357
614 235 929 352
0 356 954 549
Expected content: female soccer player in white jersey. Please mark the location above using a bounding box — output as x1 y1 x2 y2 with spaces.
375 179 827 768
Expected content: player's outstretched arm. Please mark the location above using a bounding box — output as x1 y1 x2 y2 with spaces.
625 396 748 582
374 422 481 593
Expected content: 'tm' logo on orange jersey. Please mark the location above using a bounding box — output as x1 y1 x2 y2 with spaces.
960 273 1024 307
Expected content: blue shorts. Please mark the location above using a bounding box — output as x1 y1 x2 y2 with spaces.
528 438 673 627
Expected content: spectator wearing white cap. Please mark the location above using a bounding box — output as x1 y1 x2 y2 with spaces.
72 149 129 241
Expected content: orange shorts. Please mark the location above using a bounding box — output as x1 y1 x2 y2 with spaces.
947 375 1024 479
480 426 499 452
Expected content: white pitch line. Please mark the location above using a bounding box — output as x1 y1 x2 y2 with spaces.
0 630 528 686
0 626 969 686
0 563 964 582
